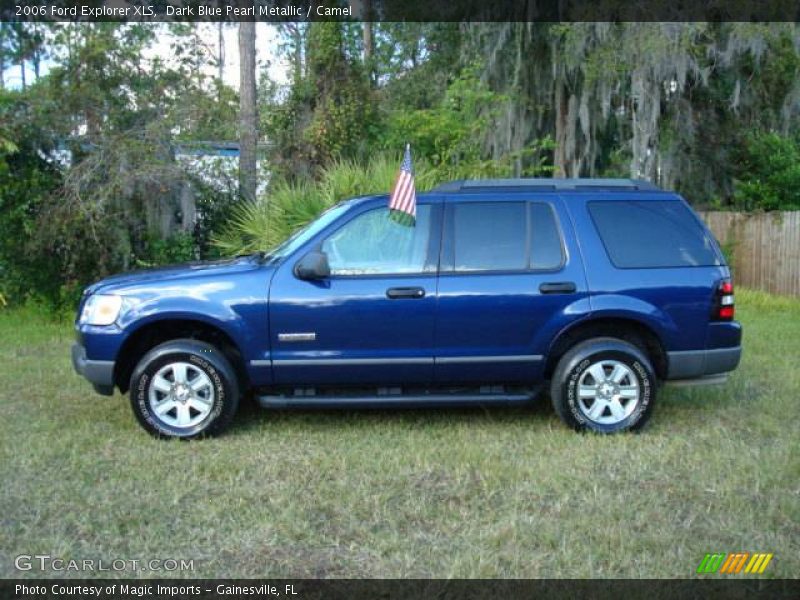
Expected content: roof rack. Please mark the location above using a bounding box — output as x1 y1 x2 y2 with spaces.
432 178 660 193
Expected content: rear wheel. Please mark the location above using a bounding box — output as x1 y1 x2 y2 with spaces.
129 339 240 439
550 337 656 433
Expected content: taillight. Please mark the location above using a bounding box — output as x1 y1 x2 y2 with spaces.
713 278 735 321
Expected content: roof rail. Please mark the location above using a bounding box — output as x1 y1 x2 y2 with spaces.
431 178 660 193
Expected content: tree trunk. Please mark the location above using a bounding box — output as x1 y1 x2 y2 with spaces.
217 20 224 83
238 22 258 204
32 23 40 80
0 25 5 90
554 80 568 178
292 24 303 86
362 24 372 60
362 0 373 84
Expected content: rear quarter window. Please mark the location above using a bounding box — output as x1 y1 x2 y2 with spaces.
588 200 721 268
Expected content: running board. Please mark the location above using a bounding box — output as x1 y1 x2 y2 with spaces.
256 391 537 409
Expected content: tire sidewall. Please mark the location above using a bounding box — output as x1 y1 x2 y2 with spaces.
562 347 654 433
130 342 237 438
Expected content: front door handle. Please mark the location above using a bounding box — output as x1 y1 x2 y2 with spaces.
386 287 426 299
539 281 577 294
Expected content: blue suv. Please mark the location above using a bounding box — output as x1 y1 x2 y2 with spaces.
72 179 742 438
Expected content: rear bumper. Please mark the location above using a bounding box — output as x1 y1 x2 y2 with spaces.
71 342 115 396
665 346 742 381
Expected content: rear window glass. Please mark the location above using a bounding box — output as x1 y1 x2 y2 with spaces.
588 201 721 268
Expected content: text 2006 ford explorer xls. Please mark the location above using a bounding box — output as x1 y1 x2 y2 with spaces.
72 178 742 438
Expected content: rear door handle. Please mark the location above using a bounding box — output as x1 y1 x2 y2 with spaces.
539 281 577 294
386 287 426 299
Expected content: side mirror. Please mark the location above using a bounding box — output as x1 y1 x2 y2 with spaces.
294 251 330 280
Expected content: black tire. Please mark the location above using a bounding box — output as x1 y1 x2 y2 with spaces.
550 337 656 433
129 339 240 439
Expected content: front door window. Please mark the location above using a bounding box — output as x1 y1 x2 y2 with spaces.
321 205 434 276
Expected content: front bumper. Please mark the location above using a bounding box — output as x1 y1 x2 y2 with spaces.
665 345 742 381
71 342 115 396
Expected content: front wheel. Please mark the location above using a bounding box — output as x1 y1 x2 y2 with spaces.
129 339 240 439
550 337 656 433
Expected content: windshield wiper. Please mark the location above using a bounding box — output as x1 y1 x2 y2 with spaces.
235 250 269 262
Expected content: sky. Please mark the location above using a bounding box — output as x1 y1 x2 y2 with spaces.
3 22 290 90
162 22 290 89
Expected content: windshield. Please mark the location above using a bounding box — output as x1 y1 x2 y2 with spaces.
265 203 352 262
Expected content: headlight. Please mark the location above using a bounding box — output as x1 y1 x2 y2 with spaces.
79 294 123 326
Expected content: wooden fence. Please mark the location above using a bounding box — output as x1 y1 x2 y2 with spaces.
699 211 800 297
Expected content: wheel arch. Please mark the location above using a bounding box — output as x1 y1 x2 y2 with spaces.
114 318 249 394
545 316 668 380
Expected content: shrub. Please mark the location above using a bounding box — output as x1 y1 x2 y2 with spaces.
732 132 800 211
213 154 439 256
0 93 63 307
213 149 558 257
134 232 197 268
213 180 323 257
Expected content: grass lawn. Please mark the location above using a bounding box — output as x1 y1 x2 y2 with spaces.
0 289 798 579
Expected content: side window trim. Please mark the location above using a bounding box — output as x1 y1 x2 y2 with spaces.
440 201 454 272
424 202 444 273
525 200 533 269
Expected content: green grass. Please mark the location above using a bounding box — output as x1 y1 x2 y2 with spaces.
1 290 798 579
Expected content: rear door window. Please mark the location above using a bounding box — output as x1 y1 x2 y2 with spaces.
588 200 721 268
442 201 564 272
451 202 527 271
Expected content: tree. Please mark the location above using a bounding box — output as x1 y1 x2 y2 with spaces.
217 19 225 85
0 23 240 306
0 23 8 89
280 22 306 86
458 23 800 200
0 89 63 302
238 22 257 203
360 0 374 85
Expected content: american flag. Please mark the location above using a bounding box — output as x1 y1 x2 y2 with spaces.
388 144 416 225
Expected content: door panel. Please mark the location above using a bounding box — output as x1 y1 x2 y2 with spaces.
268 203 441 386
434 197 588 384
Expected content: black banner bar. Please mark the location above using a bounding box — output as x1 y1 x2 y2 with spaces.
3 579 800 600
1 0 800 22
